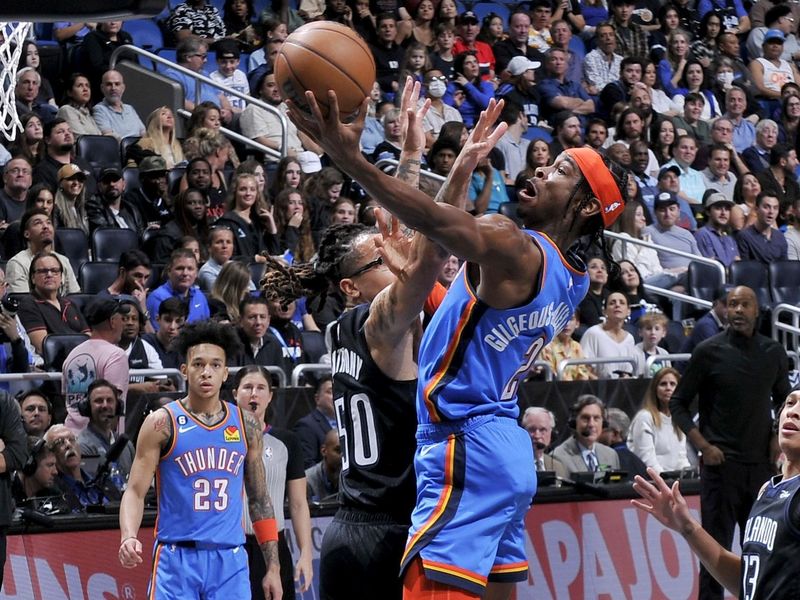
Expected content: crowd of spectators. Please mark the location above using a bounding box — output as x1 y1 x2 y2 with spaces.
1 0 798 524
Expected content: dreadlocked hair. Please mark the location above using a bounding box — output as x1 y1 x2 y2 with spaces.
567 158 631 281
260 223 374 310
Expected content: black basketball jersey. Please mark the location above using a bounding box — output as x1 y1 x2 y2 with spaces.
330 304 418 522
741 474 800 600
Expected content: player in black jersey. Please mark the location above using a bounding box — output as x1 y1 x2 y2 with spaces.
633 390 800 600
261 81 506 599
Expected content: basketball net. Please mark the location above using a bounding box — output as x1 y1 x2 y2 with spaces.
0 21 33 142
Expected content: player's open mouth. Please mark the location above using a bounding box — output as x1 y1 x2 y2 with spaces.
525 179 538 198
249 401 258 411
783 421 799 432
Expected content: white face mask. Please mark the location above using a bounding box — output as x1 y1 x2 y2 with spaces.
428 80 447 98
717 72 734 86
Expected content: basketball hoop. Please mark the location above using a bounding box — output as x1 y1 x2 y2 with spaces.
0 21 33 142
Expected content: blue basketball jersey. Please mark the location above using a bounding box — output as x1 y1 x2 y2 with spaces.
155 400 248 545
417 230 589 423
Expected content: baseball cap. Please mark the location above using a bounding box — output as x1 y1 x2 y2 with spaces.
654 191 679 208
297 151 322 174
85 298 125 327
704 191 733 208
139 155 168 174
99 167 122 182
657 164 681 180
214 39 241 59
57 163 86 181
764 29 786 43
457 10 479 25
507 56 541 76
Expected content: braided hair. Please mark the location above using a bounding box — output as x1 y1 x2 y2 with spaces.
260 223 374 310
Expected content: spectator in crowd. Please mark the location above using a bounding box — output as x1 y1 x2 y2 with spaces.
209 39 249 115
370 13 405 97
539 310 594 381
125 156 172 228
164 37 231 113
52 163 89 235
577 256 609 328
743 119 779 175
553 395 621 476
644 191 701 290
672 92 712 145
197 226 236 291
136 106 184 169
167 0 226 42
1 184 55 260
735 192 788 264
102 250 152 318
52 21 96 45
453 10 495 79
32 119 96 197
448 51 493 129
430 22 456 79
294 375 334 468
515 138 551 186
611 259 660 325
6 209 80 296
233 365 314 598
628 140 659 211
756 143 800 214
222 0 258 49
305 429 341 502
8 113 46 166
267 296 310 365
670 285 789 600
751 0 800 28
468 154 507 215
610 0 649 59
700 143 738 200
632 311 670 373
86 167 145 235
492 10 543 76
371 108 403 163
56 73 102 137
584 118 609 151
581 291 638 379
721 87 757 156
44 424 107 512
208 261 252 322
0 271 31 382
0 157 32 228
81 22 134 92
786 196 800 260
656 165 697 230
153 186 211 263
420 69 462 148
231 295 283 370
521 407 568 477
583 22 623 97
717 31 753 89
14 67 57 126
62 298 129 435
599 408 648 479
146 248 211 330
610 200 663 280
17 390 52 437
538 47 595 121
550 111 583 156
141 297 187 370
215 173 278 262
681 287 728 355
550 19 583 85
746 4 800 61
694 116 748 174
599 58 643 122
273 188 315 263
694 191 739 268
12 436 60 506
494 101 529 184
629 367 690 473
750 29 800 104
92 70 145 140
76 379 135 482
118 298 172 394
664 135 705 205
495 56 544 131
731 171 762 231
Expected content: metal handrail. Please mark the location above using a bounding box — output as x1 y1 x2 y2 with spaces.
0 368 186 391
228 365 288 388
175 108 276 160
109 44 287 160
291 363 332 387
531 360 554 382
642 284 712 309
772 303 800 349
645 353 691 371
603 231 727 284
557 356 638 380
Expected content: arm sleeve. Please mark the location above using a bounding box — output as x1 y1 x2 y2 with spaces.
17 297 46 334
736 232 752 260
1 394 29 473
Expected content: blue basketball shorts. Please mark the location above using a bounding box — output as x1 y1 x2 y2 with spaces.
400 414 536 595
148 541 250 599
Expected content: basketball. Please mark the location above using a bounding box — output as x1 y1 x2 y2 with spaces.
274 22 376 121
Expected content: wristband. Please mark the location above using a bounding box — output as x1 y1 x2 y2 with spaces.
253 518 279 544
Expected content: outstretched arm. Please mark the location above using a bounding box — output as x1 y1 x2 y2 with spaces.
243 412 283 600
632 468 741 594
286 85 532 274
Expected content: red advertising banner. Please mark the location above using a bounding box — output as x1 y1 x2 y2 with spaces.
2 496 738 600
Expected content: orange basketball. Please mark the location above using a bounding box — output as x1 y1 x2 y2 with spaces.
274 22 376 121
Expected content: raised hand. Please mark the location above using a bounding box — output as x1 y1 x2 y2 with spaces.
631 468 696 535
374 208 412 281
397 77 430 155
453 98 508 175
285 90 370 170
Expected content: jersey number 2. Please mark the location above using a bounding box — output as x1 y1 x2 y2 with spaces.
500 337 545 401
193 478 229 511
335 393 379 471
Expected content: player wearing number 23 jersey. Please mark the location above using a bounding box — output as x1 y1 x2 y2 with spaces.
401 230 589 594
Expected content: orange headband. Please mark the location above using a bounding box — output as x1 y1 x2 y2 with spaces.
564 148 624 227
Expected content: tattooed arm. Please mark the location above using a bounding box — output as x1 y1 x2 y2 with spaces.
243 410 283 600
119 408 171 568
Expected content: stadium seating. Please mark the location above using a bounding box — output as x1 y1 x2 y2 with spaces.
729 261 771 307
687 260 723 305
54 228 91 275
42 333 89 371
64 293 98 315
769 260 800 305
124 19 165 51
92 228 140 263
79 262 120 294
76 135 123 179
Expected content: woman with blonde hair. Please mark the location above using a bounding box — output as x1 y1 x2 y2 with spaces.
215 173 278 262
138 106 184 168
181 127 230 219
273 188 315 263
628 367 690 473
208 260 253 322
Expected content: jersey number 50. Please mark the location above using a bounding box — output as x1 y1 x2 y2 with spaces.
335 393 379 471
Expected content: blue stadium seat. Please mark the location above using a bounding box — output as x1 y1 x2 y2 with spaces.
729 260 771 307
124 19 165 51
44 334 89 371
75 135 122 180
92 228 140 263
79 262 119 294
472 2 510 27
54 228 90 276
156 48 178 73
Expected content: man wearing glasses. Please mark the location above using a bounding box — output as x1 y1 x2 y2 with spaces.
746 4 800 61
0 157 32 231
5 208 81 296
163 36 232 115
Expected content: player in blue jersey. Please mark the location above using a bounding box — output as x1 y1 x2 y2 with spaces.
118 321 283 600
633 391 800 600
287 79 628 599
